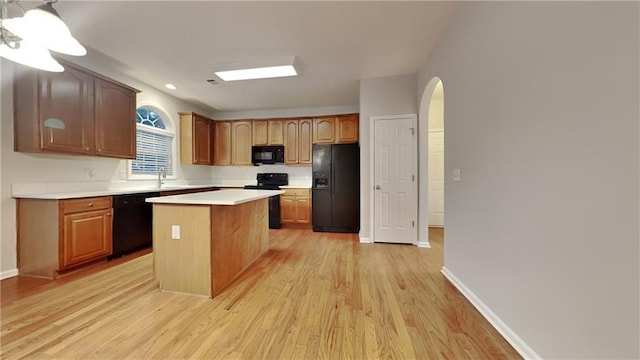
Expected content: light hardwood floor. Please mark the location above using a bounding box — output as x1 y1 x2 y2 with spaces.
1 228 521 359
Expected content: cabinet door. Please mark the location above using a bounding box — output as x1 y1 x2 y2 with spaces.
298 119 313 164
214 121 232 165
336 114 359 143
61 209 112 269
313 117 335 143
252 120 268 145
268 119 284 145
231 121 252 165
94 78 136 158
295 196 311 224
283 119 299 164
193 115 212 164
280 195 296 223
39 66 95 154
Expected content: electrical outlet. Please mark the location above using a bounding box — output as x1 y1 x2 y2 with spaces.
171 225 180 240
86 169 96 179
453 168 462 182
119 170 126 180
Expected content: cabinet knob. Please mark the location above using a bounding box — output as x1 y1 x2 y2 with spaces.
84 147 90 151
106 212 111 216
87 202 93 207
375 185 381 190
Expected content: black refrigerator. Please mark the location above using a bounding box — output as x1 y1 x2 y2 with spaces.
312 143 360 233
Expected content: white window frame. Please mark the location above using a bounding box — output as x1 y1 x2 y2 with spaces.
128 106 177 180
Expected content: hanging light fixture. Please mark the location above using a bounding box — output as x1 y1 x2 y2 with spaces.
0 0 86 72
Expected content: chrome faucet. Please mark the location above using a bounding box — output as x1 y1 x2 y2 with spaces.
158 167 166 188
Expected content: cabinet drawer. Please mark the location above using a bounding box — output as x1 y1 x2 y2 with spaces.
62 196 112 214
282 188 310 197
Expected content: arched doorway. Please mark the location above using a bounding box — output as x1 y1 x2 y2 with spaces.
418 77 444 247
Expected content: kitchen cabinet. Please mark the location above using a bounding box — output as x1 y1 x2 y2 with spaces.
280 188 311 227
14 61 138 159
17 196 113 278
179 112 215 165
312 114 359 144
284 119 312 165
336 114 359 143
252 120 267 145
312 116 336 144
94 78 137 158
231 120 252 165
252 119 284 146
299 119 313 163
214 121 232 165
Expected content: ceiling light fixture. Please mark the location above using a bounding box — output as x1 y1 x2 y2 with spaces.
0 0 86 72
213 56 299 82
164 83 177 90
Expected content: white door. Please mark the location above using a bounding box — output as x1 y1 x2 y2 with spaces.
373 116 417 244
428 130 444 227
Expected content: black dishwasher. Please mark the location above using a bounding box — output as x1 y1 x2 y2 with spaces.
109 192 159 259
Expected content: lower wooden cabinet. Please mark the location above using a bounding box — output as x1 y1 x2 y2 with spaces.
280 188 311 227
17 196 113 278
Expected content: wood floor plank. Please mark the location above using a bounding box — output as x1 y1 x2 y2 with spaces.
1 228 521 359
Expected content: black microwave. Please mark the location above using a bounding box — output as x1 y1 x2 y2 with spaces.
252 145 285 164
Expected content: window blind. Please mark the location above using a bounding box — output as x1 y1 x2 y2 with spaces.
131 129 173 175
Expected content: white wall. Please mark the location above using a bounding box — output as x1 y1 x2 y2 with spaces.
359 74 418 241
418 2 639 358
0 53 213 277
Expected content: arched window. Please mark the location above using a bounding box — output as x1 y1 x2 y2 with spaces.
130 106 175 177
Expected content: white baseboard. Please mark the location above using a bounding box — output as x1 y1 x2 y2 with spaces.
1 268 18 280
440 267 541 360
416 241 431 248
359 236 373 243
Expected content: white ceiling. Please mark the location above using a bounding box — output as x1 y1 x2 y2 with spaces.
52 1 460 113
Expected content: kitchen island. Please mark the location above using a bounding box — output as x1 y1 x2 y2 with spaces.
146 189 283 298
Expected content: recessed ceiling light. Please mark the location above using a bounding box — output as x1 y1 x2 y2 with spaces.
165 83 177 90
215 65 297 82
213 56 299 82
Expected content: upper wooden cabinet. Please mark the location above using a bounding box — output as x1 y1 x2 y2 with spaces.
214 121 232 166
299 119 313 163
252 119 284 145
212 113 357 166
231 120 252 165
312 114 359 144
336 114 359 143
179 112 214 165
284 119 312 165
312 117 336 143
13 61 139 159
94 78 136 158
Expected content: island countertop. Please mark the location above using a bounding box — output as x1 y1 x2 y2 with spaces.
146 189 283 206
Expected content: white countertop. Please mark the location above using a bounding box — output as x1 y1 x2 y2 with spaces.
146 189 284 206
12 182 309 200
11 184 222 200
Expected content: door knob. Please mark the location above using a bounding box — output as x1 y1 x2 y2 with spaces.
375 185 381 190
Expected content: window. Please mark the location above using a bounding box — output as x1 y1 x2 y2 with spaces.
130 107 175 177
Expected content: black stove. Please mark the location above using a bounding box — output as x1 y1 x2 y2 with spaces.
244 173 288 228
244 173 289 189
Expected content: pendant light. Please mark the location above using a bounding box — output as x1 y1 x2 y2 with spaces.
0 38 63 72
0 0 85 72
